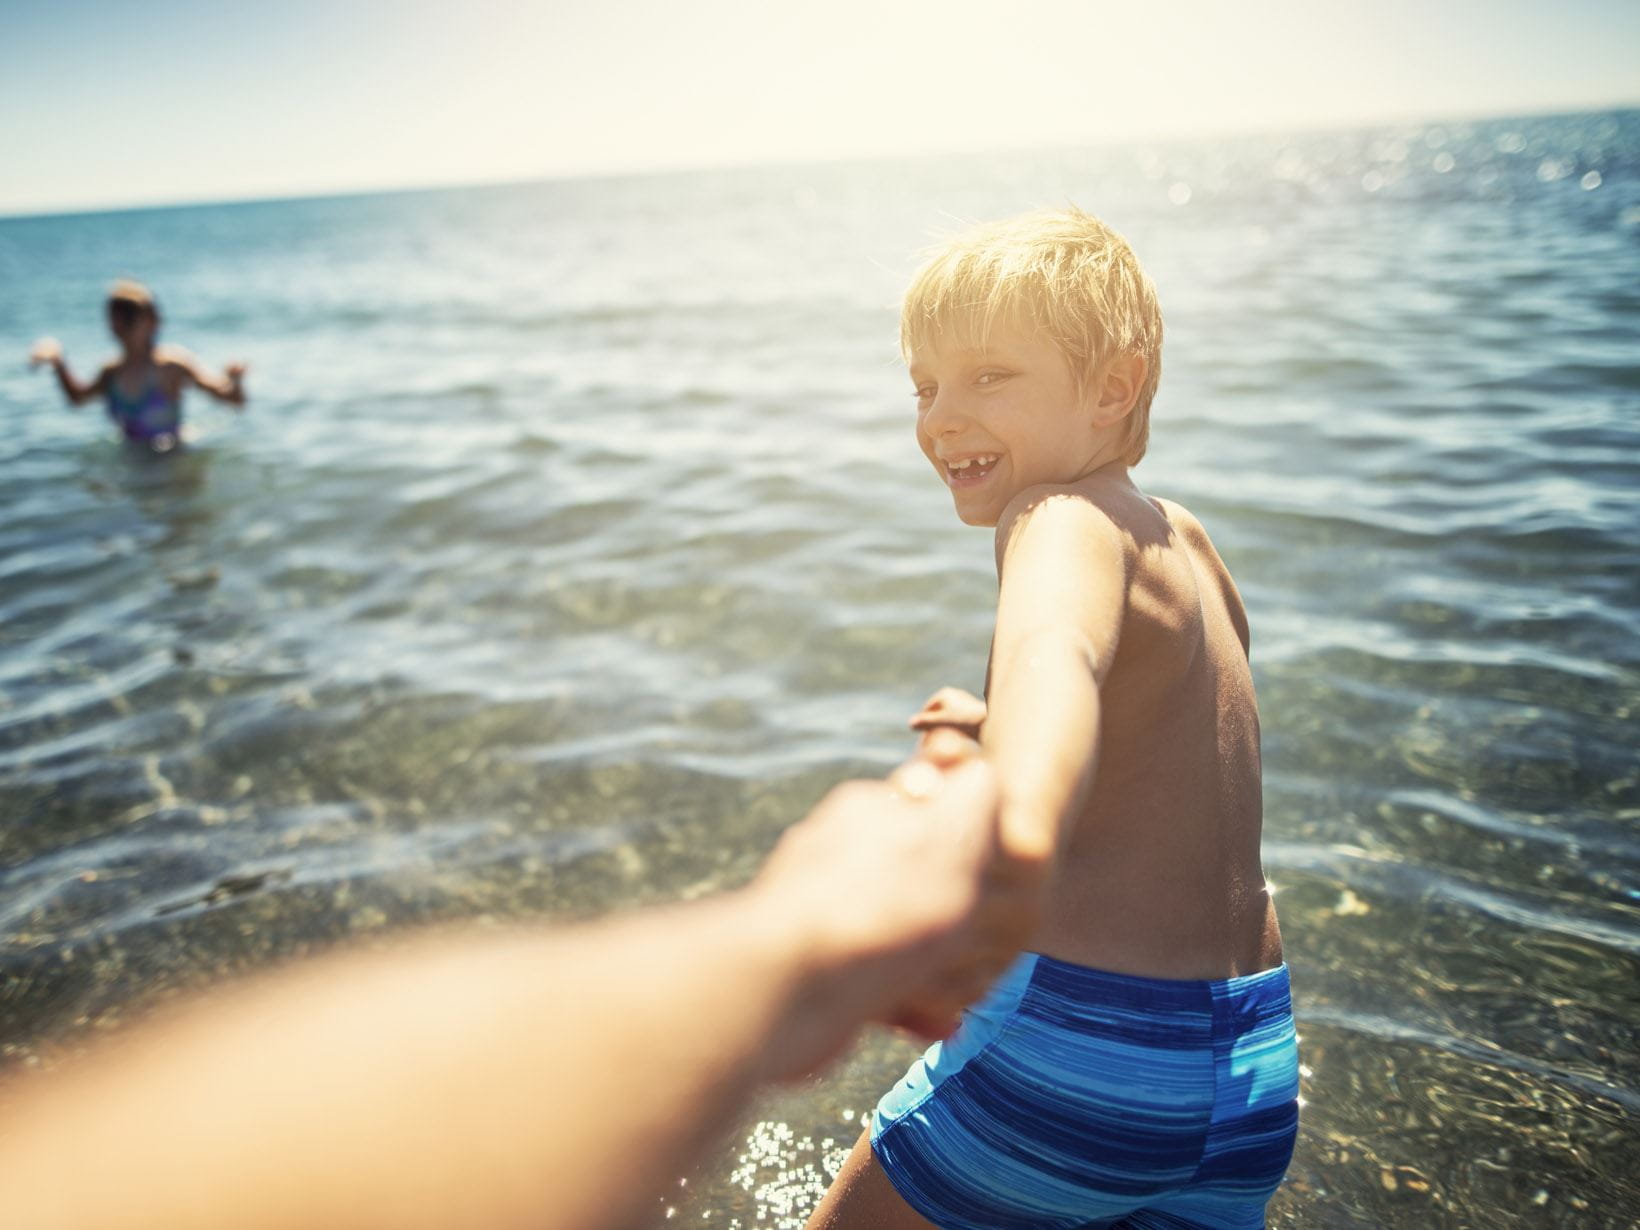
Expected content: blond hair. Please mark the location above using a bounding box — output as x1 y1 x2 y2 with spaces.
900 207 1163 466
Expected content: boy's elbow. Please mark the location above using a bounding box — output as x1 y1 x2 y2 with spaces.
995 798 1064 876
1001 832 1057 880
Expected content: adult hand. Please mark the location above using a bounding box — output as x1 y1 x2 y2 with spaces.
751 731 1032 1071
29 337 62 366
883 726 1027 1040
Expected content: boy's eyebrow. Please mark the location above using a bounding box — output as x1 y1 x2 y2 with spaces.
908 344 1003 373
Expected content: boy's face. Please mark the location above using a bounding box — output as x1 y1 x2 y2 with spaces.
909 317 1101 527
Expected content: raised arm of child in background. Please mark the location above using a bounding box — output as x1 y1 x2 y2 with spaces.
161 344 247 407
29 337 108 406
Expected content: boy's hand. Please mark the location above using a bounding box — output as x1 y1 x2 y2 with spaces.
29 337 62 367
910 686 987 742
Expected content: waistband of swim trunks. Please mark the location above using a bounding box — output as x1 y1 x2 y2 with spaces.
1025 953 1293 1028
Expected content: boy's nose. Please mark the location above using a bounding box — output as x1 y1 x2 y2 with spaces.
920 391 969 437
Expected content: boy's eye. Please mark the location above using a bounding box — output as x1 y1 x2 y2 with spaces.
976 371 1011 386
913 385 936 405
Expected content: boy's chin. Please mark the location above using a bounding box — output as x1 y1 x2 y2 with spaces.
952 499 1000 528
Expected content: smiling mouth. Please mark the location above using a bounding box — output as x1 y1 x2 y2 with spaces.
944 454 1001 486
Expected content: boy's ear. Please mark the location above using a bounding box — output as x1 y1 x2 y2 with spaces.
1089 354 1146 426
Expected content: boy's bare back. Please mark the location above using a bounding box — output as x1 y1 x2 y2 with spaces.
1001 470 1281 981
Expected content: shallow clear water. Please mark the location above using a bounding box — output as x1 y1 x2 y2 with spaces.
1 109 1637 1227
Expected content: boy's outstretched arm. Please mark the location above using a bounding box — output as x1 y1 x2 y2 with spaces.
983 488 1127 878
0 751 1007 1230
29 338 106 406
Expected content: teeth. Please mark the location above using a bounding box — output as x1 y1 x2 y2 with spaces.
948 455 998 471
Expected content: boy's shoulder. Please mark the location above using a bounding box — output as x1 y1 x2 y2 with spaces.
993 480 1131 579
994 479 1249 647
1146 495 1251 653
993 473 1171 567
1007 480 1227 565
1144 494 1227 572
1144 494 1236 582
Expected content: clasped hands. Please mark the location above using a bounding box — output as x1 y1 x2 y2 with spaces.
754 683 1040 1077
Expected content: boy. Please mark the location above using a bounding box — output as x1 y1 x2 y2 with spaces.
808 208 1299 1229
30 280 246 451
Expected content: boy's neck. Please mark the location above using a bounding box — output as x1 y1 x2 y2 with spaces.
1069 451 1131 487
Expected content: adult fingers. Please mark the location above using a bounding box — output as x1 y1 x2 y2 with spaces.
918 726 982 767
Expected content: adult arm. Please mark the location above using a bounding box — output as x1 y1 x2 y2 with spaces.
0 749 1006 1230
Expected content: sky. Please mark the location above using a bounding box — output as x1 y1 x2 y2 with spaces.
1 0 1636 217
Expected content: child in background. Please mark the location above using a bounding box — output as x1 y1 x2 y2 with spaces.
808 209 1299 1230
30 280 246 451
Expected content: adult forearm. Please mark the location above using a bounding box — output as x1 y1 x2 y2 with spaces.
0 757 1005 1230
0 894 819 1230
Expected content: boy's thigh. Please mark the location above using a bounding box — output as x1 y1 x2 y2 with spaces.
805 1129 943 1230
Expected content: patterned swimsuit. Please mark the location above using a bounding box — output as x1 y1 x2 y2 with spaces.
106 370 181 443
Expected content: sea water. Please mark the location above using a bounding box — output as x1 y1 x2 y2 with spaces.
1 109 1636 1227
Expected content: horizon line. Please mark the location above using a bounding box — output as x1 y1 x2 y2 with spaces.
3 98 1634 225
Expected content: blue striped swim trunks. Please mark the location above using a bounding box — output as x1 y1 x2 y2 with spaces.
870 953 1300 1229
